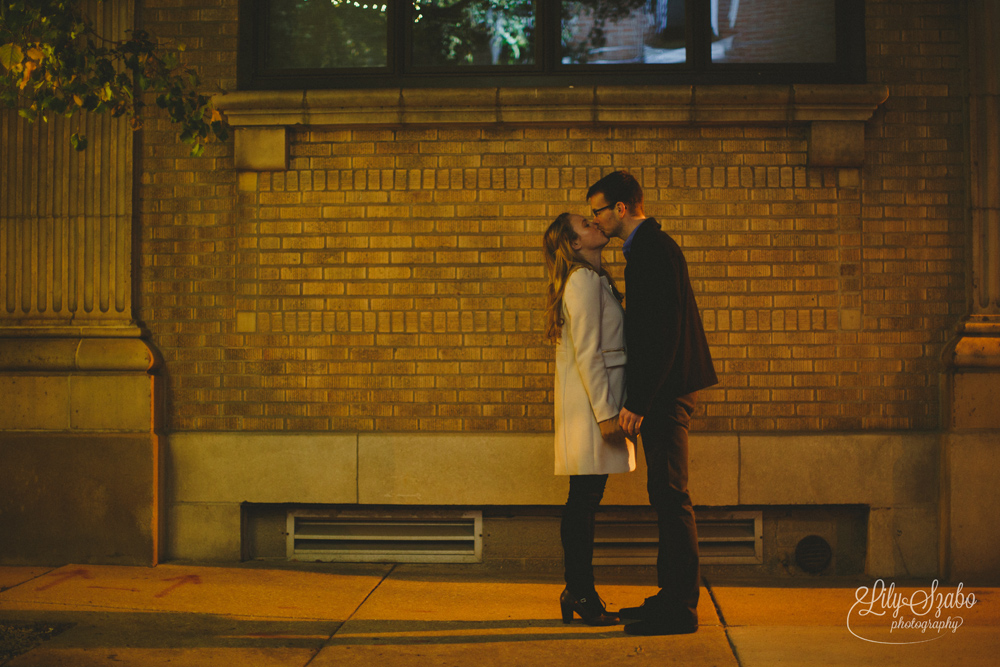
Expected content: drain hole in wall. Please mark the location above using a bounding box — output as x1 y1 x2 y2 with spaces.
795 535 832 574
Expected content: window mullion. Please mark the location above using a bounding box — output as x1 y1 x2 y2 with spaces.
539 0 556 75
395 0 408 77
689 0 711 72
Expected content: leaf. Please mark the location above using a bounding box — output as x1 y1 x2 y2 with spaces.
42 95 67 113
19 59 38 89
211 120 228 143
70 133 87 151
0 3 221 157
0 43 24 70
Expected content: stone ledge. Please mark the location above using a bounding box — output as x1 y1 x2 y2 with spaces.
944 315 1000 369
0 323 146 338
214 84 888 127
0 337 159 372
214 84 889 171
951 337 1000 368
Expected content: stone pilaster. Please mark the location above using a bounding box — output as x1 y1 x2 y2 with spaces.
1 0 135 334
940 0 1000 584
0 0 161 566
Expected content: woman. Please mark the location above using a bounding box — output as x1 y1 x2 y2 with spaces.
544 212 636 627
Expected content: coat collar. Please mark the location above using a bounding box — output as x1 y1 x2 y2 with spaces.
623 218 660 259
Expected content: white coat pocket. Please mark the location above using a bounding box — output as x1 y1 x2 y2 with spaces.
602 348 627 368
602 348 627 408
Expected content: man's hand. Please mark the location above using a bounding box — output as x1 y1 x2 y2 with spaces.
618 407 644 438
598 417 626 447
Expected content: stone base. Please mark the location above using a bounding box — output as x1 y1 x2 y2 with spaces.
0 335 162 566
947 371 1000 429
166 431 938 577
941 431 1000 584
941 322 1000 582
0 433 161 566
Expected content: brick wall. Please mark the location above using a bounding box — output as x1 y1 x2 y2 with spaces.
861 0 967 428
138 0 967 434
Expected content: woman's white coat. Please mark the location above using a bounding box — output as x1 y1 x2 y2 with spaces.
554 267 636 475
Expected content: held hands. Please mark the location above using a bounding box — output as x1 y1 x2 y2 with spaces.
598 417 627 447
618 407 644 438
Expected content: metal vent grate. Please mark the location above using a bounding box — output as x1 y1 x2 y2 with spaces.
287 510 482 563
795 534 832 573
594 510 763 565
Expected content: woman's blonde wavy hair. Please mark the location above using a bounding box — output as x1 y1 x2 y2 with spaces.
543 213 619 342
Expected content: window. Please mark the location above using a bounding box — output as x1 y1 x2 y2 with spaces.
238 0 865 90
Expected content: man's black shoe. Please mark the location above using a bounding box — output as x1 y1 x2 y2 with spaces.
623 618 698 636
617 595 664 621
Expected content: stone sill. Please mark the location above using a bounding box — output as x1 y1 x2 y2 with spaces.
213 84 889 171
214 84 888 126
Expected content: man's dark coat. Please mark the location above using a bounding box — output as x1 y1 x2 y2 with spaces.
623 218 718 416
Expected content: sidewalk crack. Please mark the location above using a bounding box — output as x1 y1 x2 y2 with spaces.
302 564 396 667
705 578 743 667
0 567 59 595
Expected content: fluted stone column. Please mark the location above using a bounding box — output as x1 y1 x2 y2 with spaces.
940 0 1000 583
0 0 137 334
0 0 161 566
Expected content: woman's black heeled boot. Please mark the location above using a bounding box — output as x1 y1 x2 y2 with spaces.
560 587 619 626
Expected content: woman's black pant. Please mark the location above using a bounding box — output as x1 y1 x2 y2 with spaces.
561 473 608 597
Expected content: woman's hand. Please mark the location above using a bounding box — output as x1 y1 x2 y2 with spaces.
599 417 627 447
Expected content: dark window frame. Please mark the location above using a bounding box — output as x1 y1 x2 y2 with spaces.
237 0 866 90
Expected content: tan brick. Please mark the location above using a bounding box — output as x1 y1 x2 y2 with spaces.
136 7 967 436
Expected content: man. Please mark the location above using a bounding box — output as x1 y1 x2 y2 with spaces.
588 170 718 636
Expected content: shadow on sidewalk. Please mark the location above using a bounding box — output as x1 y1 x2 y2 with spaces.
331 618 622 646
0 610 340 651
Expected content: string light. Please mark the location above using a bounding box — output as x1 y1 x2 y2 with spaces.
327 0 387 12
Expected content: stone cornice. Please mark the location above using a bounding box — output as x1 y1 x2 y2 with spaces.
214 84 889 127
215 84 889 171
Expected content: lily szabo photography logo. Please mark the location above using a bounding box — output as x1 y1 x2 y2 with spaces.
847 579 978 645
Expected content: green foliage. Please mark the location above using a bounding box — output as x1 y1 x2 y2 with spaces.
406 0 649 67
412 0 535 67
268 0 388 69
0 0 227 156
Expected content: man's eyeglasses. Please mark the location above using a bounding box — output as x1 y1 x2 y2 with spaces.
591 204 612 217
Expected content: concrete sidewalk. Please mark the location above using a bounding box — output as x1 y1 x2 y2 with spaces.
1 563 996 666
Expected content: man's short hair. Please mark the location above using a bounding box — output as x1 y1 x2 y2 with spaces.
587 170 643 212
